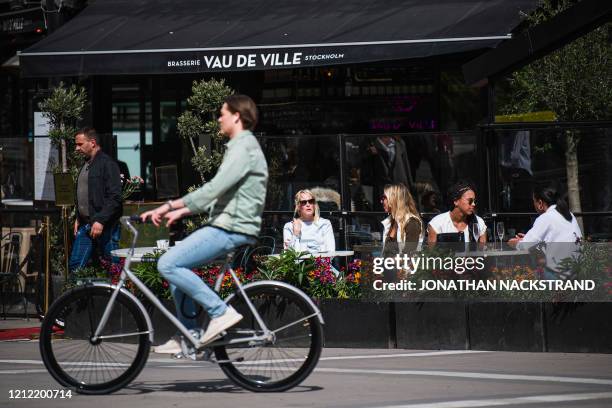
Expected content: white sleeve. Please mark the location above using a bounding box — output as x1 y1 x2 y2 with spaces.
283 221 299 250
478 217 487 238
517 216 547 251
428 216 441 234
322 220 336 252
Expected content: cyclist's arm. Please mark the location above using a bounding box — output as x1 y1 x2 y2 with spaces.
182 146 249 214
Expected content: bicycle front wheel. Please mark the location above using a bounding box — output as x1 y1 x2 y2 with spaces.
214 283 323 392
39 286 151 394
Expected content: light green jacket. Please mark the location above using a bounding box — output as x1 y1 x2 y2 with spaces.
183 130 268 237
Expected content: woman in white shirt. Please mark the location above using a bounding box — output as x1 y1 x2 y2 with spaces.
283 189 335 253
508 185 582 279
427 181 487 244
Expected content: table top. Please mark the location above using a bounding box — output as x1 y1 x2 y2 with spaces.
269 250 354 259
111 247 159 262
455 249 530 257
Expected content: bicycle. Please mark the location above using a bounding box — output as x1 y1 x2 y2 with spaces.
39 215 324 394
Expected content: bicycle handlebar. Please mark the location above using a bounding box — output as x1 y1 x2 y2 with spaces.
121 215 153 225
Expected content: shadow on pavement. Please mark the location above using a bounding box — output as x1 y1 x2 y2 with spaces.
124 379 323 394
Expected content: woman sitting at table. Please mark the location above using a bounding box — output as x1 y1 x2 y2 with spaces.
508 185 582 279
427 180 487 244
381 183 423 255
283 189 336 253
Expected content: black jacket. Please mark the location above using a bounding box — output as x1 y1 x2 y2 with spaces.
75 151 123 226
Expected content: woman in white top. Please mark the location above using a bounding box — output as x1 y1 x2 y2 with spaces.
380 183 423 255
283 189 335 253
427 181 487 244
508 185 582 279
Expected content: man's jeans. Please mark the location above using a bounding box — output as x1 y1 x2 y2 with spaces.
157 226 255 330
69 222 121 272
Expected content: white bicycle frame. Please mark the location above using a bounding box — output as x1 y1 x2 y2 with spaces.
90 216 324 353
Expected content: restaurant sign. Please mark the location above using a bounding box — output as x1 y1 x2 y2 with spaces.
166 51 346 72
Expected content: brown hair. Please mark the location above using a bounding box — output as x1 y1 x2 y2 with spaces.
224 94 258 131
75 127 100 144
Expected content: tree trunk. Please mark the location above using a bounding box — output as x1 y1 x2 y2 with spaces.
60 139 68 173
565 130 583 232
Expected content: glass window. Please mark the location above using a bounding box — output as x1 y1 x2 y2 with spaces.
495 126 612 239
258 135 341 212
344 132 480 214
0 138 33 202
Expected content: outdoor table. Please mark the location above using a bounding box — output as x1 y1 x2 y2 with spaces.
111 247 159 262
455 249 530 257
269 250 354 259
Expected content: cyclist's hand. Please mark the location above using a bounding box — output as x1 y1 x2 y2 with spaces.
74 220 79 237
141 205 168 226
292 219 302 236
164 207 191 227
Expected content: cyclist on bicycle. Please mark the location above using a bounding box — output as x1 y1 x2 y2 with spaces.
141 94 268 348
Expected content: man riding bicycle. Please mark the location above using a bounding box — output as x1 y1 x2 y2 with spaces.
141 94 268 351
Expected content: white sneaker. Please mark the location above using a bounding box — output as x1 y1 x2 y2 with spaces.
154 336 181 354
200 306 243 345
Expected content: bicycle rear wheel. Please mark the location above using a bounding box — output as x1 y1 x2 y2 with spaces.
39 286 150 394
214 283 323 392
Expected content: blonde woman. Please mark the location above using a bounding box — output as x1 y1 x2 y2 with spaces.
283 189 335 253
380 183 423 255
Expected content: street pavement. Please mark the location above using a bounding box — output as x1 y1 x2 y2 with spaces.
0 339 611 408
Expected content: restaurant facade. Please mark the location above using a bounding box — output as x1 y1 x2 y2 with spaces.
2 0 611 255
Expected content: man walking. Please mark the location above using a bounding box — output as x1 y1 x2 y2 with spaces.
70 128 123 272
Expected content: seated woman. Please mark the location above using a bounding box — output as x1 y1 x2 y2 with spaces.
380 184 423 281
381 183 423 254
508 185 582 279
283 189 335 253
427 180 487 244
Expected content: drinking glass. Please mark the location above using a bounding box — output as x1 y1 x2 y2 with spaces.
496 222 505 250
471 223 480 247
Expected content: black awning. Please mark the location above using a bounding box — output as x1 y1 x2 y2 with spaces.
19 0 537 77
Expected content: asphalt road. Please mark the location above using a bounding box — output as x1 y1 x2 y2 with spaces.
0 341 611 408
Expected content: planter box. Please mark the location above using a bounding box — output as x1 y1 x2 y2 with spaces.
62 295 612 352
395 302 468 350
317 299 391 348
468 302 544 352
545 303 612 353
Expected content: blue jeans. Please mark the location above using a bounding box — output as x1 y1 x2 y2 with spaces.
157 226 256 330
69 222 121 272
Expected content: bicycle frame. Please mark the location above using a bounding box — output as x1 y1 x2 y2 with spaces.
90 217 322 352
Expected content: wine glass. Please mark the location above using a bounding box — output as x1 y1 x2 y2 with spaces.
496 222 505 250
471 223 480 249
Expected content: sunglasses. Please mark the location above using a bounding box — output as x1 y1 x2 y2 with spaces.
380 195 387 203
465 198 477 205
299 199 316 206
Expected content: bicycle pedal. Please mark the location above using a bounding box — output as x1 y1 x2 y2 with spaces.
199 349 214 362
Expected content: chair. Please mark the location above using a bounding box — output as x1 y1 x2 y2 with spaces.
0 232 27 319
239 235 277 271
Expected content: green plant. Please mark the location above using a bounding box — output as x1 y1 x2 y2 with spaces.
177 78 234 183
121 175 144 200
130 251 172 300
257 248 315 288
556 241 612 301
38 82 87 174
